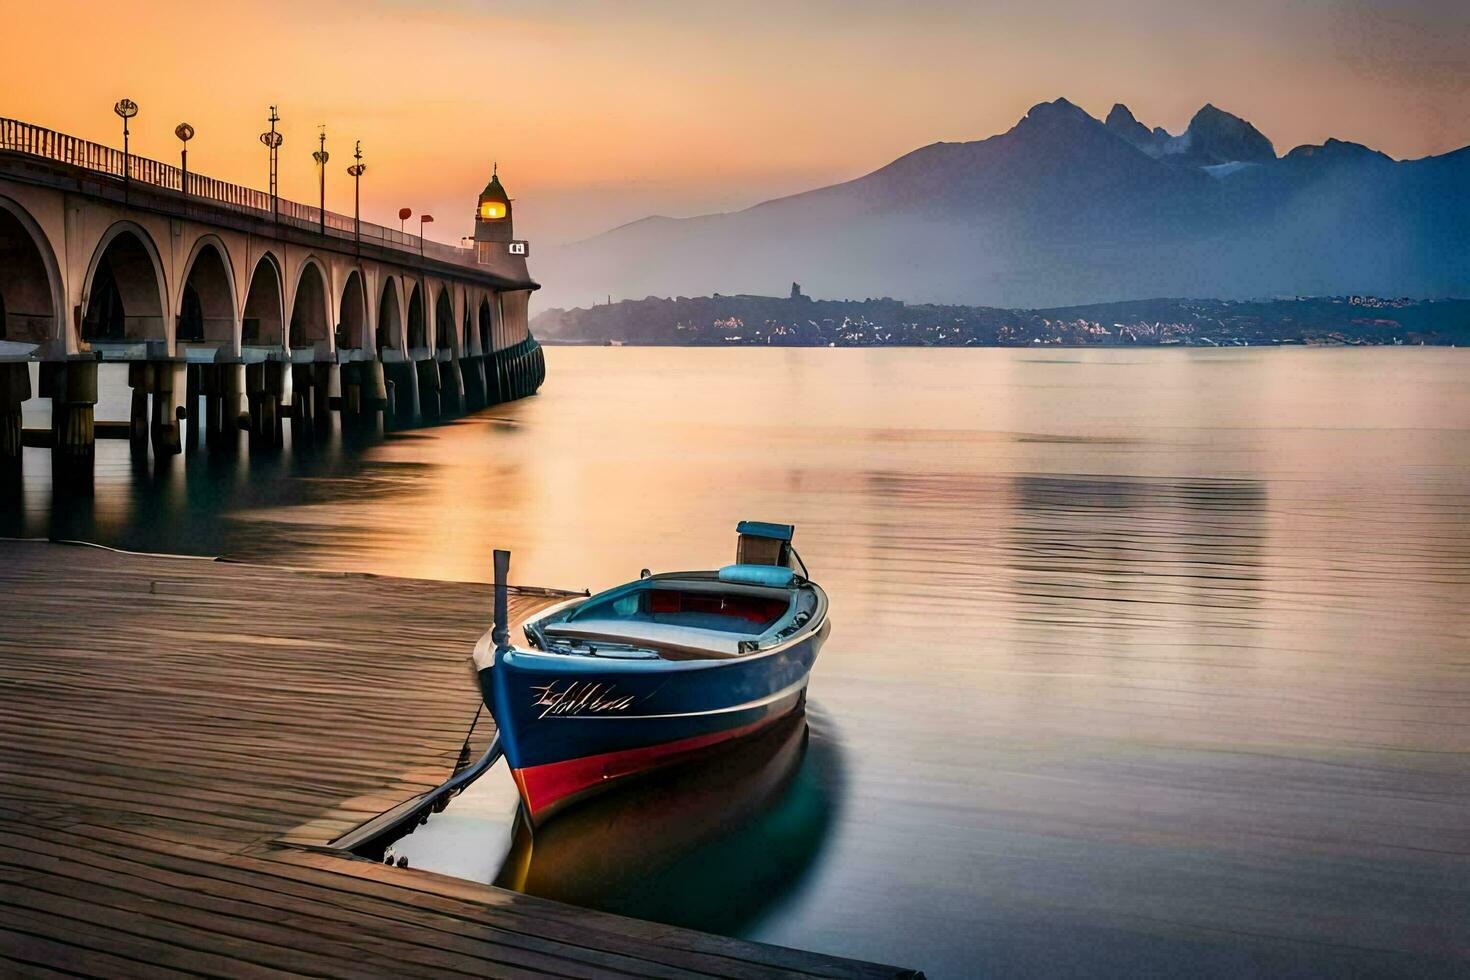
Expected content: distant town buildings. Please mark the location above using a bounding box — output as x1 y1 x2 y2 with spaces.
535 293 1467 348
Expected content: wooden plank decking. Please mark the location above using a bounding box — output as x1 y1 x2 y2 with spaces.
0 540 918 978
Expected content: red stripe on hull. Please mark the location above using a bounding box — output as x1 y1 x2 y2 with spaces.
511 709 797 823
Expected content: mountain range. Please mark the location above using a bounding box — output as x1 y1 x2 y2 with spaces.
536 99 1470 310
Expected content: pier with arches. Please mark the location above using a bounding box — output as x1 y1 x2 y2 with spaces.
0 116 547 470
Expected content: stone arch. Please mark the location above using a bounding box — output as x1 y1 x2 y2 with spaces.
289 257 331 350
377 275 403 352
242 252 285 347
81 221 168 345
0 195 64 346
477 295 493 354
406 280 426 350
434 282 457 354
337 268 368 352
176 235 237 347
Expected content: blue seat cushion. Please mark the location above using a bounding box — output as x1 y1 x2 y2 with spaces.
718 564 795 588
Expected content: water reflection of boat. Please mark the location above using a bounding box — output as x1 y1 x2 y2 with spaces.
496 711 840 935
475 521 830 825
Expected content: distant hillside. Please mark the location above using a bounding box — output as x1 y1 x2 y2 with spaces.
536 99 1470 310
533 290 1470 347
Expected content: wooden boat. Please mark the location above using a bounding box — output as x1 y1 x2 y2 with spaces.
474 522 830 825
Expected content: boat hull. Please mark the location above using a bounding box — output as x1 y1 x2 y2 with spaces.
480 617 828 823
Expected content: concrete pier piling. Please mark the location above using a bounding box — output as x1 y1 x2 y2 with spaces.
486 351 505 404
339 361 359 416
48 360 98 461
356 361 386 435
348 360 388 429
151 362 183 457
0 362 30 461
314 363 335 434
198 364 229 449
462 355 487 411
246 361 285 449
415 359 441 420
218 363 243 448
290 363 315 439
184 363 202 451
382 360 417 429
126 362 183 457
438 357 464 416
127 362 149 451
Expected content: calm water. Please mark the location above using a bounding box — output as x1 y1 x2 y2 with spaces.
6 347 1470 977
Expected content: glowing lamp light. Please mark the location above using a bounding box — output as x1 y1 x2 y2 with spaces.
480 202 506 220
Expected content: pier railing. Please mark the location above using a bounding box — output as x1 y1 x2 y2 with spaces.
0 117 476 267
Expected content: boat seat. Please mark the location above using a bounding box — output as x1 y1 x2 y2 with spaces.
544 619 750 658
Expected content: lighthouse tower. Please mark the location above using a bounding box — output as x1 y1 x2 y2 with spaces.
473 165 513 245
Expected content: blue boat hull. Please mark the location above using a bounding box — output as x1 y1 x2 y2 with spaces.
479 618 828 821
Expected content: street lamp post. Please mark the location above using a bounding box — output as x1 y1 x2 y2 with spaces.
259 106 282 222
312 127 330 237
113 98 138 200
346 142 366 249
175 123 195 196
419 214 434 256
398 208 411 236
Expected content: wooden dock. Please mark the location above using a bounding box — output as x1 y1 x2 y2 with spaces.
0 539 918 978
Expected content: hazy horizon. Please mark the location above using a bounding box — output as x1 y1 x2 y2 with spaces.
6 0 1468 247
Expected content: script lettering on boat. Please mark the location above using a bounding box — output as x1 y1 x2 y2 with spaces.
530 681 637 719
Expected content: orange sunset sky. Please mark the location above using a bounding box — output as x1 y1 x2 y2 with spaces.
6 0 1467 246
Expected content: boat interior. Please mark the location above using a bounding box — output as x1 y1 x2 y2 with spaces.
523 522 823 661
527 571 822 660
